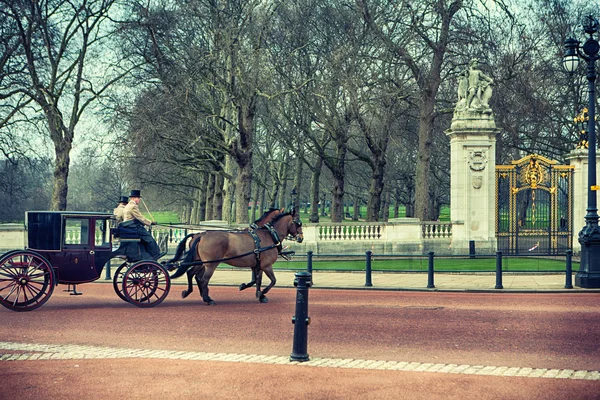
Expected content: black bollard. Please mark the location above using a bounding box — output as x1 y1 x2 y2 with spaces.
365 250 373 287
427 251 435 288
290 271 312 362
104 260 111 280
565 250 573 289
495 251 503 289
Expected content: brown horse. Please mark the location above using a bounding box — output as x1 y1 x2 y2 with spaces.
170 211 303 305
166 208 284 290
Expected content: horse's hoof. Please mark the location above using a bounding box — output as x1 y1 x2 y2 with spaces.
207 300 216 306
259 296 268 303
181 290 190 299
239 283 246 291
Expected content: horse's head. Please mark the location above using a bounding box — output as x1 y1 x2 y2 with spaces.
289 217 303 243
269 212 303 243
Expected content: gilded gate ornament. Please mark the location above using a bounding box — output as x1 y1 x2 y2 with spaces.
521 158 545 188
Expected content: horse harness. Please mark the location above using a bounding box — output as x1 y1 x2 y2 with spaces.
247 222 284 268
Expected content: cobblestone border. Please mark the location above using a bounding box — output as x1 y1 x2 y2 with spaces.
1 341 598 381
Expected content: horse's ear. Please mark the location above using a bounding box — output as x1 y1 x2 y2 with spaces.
292 207 298 218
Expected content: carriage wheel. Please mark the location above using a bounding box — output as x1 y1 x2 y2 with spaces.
112 262 129 303
122 261 170 308
0 251 55 312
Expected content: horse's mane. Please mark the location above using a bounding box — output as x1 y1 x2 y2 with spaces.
254 208 281 224
269 211 294 224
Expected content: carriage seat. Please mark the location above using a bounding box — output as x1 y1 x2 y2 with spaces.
111 226 141 242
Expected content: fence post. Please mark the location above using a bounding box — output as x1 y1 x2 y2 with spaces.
564 250 573 289
307 251 313 274
495 251 503 289
427 251 435 288
307 251 313 285
290 271 311 362
365 250 373 287
469 240 476 259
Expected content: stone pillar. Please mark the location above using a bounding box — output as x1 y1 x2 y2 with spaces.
446 113 499 254
565 148 600 253
445 59 500 254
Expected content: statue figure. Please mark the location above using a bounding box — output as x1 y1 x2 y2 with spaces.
464 59 494 111
456 70 468 110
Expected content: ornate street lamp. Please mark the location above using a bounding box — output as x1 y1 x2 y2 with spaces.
563 16 600 288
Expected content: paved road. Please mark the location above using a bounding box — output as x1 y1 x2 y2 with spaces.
1 283 599 399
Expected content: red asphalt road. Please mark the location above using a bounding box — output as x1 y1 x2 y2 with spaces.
1 283 599 399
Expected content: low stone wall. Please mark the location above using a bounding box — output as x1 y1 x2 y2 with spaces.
0 224 26 253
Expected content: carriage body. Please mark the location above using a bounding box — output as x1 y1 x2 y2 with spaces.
0 211 170 311
26 211 114 284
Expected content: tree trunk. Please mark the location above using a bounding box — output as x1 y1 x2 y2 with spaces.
277 161 288 210
414 102 435 221
394 188 400 218
352 195 361 221
213 174 224 220
233 101 255 224
205 174 216 220
366 162 385 222
259 186 266 214
222 155 235 222
250 180 259 222
51 142 70 211
331 170 344 223
309 156 322 223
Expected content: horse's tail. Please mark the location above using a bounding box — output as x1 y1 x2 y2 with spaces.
165 233 196 264
170 235 202 279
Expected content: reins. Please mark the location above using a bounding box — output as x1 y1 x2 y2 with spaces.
178 242 281 267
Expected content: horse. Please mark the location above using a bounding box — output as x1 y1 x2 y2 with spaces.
163 207 284 287
170 211 303 305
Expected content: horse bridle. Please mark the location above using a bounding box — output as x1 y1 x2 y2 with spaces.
285 218 303 242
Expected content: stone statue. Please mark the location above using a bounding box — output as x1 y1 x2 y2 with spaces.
456 70 468 110
456 59 494 113
465 58 493 111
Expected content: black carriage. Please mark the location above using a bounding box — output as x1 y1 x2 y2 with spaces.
0 211 170 311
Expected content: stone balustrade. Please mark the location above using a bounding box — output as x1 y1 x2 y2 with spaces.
0 218 462 256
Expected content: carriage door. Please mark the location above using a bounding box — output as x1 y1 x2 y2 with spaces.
496 154 573 255
58 216 99 283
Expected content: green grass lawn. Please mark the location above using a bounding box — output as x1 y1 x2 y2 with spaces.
144 211 180 224
273 256 575 272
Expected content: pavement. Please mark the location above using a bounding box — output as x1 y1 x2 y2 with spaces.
164 268 600 293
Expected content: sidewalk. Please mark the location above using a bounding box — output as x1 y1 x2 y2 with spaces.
169 269 600 293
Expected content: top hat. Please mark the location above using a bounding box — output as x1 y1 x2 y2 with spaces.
119 196 129 204
129 189 142 198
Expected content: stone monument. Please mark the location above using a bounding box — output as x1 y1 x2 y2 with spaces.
446 59 500 254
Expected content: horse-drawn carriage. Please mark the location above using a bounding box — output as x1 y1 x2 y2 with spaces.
0 209 303 312
0 211 171 311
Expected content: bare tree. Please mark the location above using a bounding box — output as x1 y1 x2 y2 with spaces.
0 0 133 210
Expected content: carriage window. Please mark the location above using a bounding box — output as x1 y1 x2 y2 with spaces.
95 219 111 247
64 218 90 245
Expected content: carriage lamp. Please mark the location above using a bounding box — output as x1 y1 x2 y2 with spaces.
563 15 600 288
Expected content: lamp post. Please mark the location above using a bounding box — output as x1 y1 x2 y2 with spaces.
563 16 600 288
